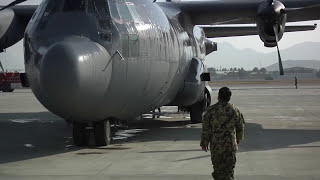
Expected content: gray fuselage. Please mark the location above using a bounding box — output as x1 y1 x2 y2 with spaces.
24 0 207 122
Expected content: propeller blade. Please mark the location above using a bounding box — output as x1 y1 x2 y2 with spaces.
0 60 6 75
273 25 284 75
282 4 320 14
0 0 27 12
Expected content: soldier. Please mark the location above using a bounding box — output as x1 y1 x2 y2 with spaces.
295 77 298 89
200 87 245 180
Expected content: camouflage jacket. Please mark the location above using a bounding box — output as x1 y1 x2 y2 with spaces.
200 102 245 151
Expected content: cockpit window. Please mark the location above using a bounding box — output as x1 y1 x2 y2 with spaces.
41 0 85 17
118 3 132 22
108 1 142 22
126 2 141 22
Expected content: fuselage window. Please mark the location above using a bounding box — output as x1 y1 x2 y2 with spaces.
126 2 141 22
129 34 139 57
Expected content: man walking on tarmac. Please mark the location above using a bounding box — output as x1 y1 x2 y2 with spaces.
295 77 298 89
200 87 245 180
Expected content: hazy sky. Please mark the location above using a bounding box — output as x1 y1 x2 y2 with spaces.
0 0 319 69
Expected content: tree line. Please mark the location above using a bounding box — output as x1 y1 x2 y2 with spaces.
316 70 320 78
208 67 320 79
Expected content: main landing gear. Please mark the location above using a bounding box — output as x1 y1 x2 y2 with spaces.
190 101 203 124
72 120 112 147
189 90 211 124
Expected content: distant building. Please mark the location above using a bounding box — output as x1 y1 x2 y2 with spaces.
271 67 318 80
215 70 238 75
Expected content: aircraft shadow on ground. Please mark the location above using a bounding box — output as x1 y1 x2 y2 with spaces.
1 112 320 164
136 120 320 154
0 112 79 164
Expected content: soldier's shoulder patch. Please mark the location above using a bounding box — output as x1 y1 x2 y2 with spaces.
229 103 239 111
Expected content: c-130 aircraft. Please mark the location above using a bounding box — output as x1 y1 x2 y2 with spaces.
0 0 319 146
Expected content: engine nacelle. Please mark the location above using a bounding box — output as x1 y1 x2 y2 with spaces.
256 0 287 47
205 39 217 55
0 9 26 51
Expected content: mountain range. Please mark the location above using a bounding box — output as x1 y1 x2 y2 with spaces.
206 41 320 70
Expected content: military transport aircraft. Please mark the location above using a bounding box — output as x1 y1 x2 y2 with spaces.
0 0 319 146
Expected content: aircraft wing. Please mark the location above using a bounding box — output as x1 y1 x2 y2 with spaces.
202 24 317 38
158 0 320 25
158 0 320 75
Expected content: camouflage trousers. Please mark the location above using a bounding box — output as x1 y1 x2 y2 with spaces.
210 149 236 180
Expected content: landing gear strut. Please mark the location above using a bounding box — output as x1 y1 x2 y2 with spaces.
72 120 112 147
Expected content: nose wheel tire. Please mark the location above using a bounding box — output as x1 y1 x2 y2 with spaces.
94 120 111 146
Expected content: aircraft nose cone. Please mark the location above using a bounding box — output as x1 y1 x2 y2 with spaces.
40 37 111 120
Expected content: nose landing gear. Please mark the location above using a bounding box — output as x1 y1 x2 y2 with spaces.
94 120 112 146
72 120 112 147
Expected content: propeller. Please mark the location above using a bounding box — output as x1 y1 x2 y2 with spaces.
273 25 284 75
0 0 27 12
0 60 6 75
281 3 320 14
258 0 320 75
259 0 286 75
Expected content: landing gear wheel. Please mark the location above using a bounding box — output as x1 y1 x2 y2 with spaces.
94 120 111 146
204 90 211 110
73 122 89 146
190 102 203 124
1 83 14 92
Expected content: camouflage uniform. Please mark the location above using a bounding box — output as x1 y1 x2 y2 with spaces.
200 102 244 180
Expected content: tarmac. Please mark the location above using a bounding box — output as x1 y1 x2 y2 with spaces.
0 85 320 180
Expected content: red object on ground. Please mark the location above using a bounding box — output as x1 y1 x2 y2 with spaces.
0 72 21 92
